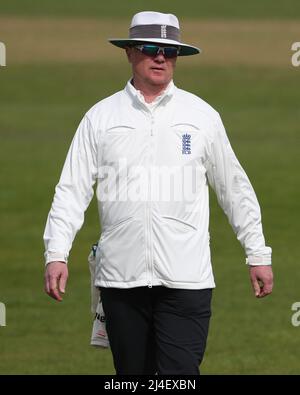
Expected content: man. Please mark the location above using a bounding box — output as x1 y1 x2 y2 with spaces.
44 11 273 375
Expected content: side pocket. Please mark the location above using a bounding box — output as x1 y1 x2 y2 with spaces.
162 215 198 231
102 216 134 236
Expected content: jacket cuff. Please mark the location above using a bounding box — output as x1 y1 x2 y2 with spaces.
245 255 272 266
45 251 68 265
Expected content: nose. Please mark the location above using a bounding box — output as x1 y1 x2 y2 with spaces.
154 51 165 62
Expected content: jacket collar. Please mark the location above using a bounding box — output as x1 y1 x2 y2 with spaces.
125 79 175 109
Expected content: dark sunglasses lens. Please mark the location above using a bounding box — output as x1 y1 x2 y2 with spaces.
163 47 178 58
138 45 178 58
141 45 160 56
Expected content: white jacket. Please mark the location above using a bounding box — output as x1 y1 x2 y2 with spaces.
44 80 272 289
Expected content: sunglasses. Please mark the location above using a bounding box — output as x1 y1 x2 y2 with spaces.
134 44 180 58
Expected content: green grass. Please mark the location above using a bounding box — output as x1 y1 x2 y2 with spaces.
1 60 300 374
1 0 300 19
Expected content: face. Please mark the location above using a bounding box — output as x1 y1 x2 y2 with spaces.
126 44 177 90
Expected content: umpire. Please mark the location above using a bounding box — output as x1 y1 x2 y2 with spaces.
43 11 273 375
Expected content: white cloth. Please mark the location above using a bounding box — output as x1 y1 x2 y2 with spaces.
44 79 272 290
88 245 110 348
90 300 110 349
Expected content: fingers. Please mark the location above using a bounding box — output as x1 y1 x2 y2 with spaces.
44 271 60 301
49 274 63 301
44 262 68 302
259 278 273 298
251 277 261 298
59 272 68 294
249 266 273 298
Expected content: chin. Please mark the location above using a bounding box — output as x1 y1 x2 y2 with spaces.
149 76 170 86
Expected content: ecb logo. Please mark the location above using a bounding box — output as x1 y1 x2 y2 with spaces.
0 42 6 67
0 302 6 326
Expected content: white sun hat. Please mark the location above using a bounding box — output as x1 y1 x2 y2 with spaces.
108 11 201 56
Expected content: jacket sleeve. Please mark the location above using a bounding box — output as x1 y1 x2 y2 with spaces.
43 115 98 264
205 114 272 265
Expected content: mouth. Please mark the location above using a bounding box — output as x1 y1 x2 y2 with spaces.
150 67 165 71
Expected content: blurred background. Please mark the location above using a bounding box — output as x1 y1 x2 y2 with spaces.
0 0 300 374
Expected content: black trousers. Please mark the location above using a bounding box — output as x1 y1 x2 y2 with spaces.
100 286 212 375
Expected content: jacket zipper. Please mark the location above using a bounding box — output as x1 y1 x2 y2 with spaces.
147 112 155 287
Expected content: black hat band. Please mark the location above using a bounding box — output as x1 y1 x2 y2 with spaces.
129 24 181 42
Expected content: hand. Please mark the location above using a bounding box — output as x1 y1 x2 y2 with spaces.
249 265 273 298
44 261 69 302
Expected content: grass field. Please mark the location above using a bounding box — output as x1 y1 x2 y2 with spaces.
1 0 300 19
0 1 300 374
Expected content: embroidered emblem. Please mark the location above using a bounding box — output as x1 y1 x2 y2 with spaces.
161 25 167 38
182 133 191 154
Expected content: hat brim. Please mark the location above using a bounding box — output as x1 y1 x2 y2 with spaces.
108 38 201 56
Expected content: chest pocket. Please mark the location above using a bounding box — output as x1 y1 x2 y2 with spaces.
106 125 136 135
172 122 198 156
156 122 204 168
102 124 137 165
